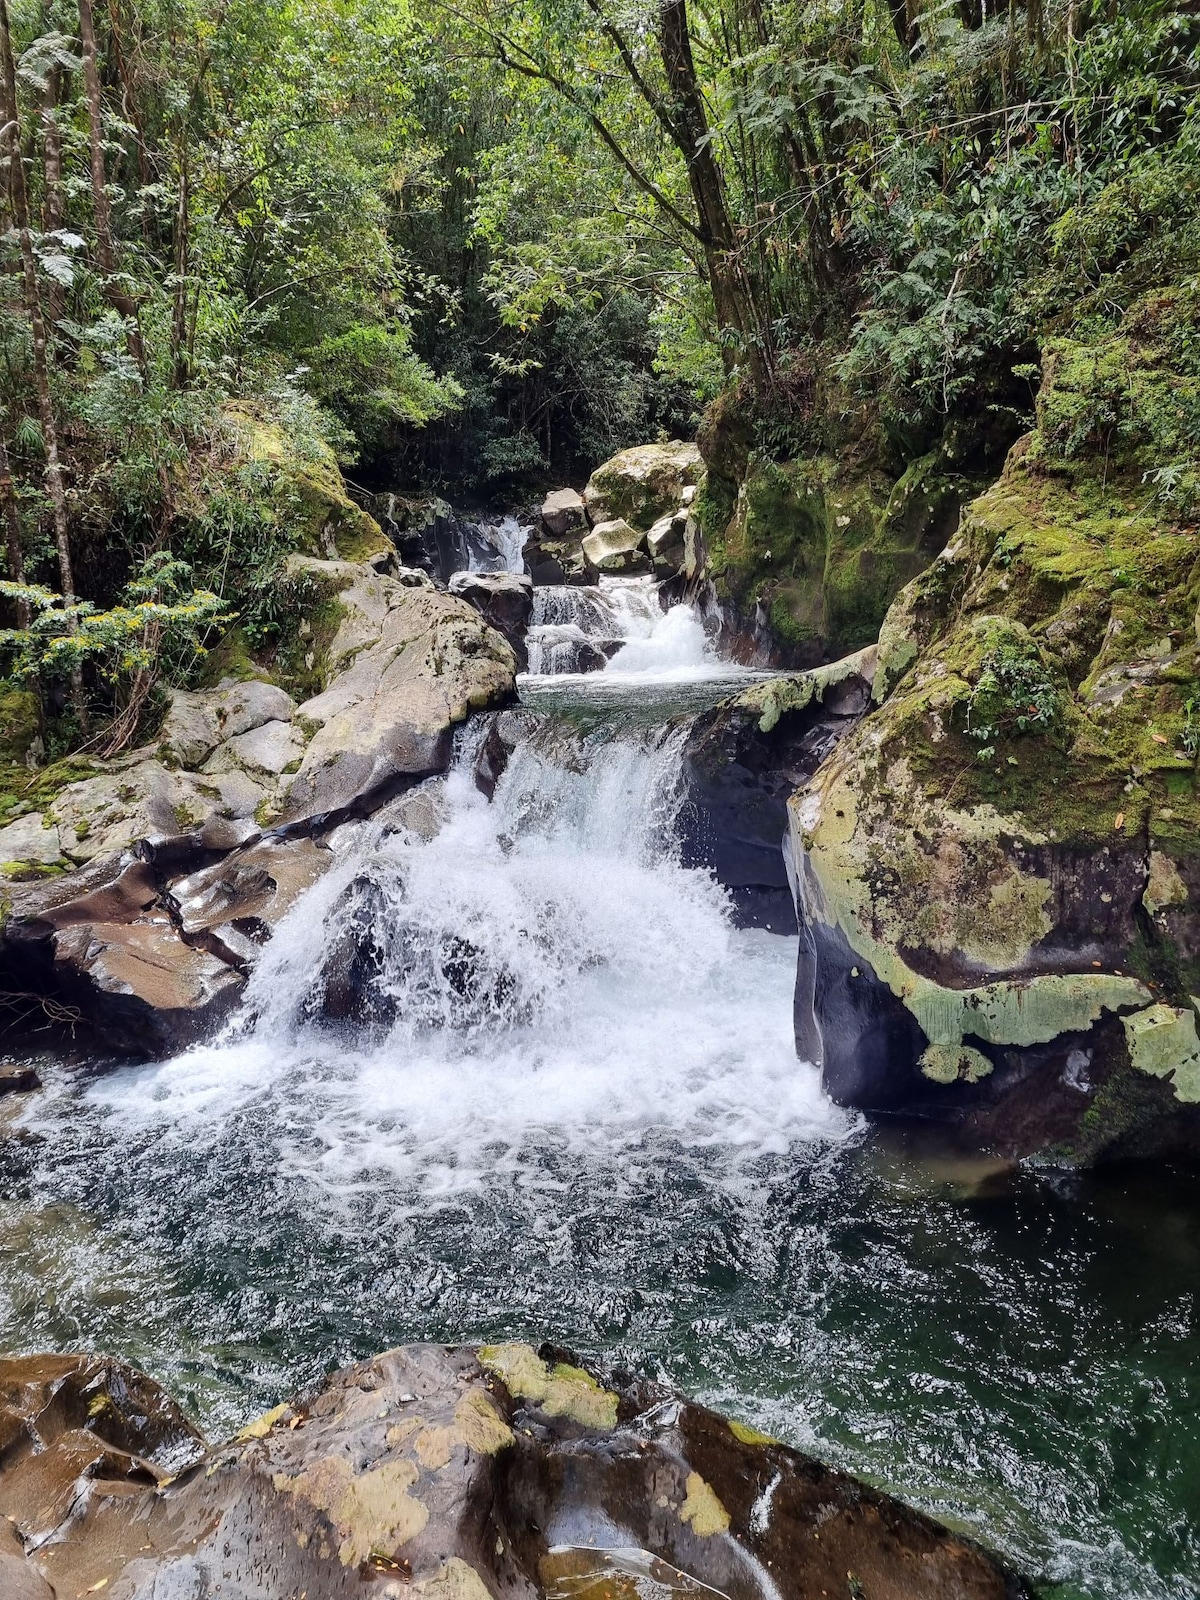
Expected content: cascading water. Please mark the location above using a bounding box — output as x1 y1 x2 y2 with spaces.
461 513 529 575
1 596 1198 1600
526 576 714 677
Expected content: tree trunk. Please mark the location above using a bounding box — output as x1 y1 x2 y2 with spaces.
0 431 29 628
170 141 191 387
1 0 84 716
656 0 763 382
77 0 148 381
40 64 65 324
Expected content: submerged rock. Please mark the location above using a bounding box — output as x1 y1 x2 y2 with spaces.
0 1343 1030 1600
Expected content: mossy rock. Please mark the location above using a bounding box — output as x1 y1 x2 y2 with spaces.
789 345 1200 1156
225 402 393 563
0 755 100 830
704 451 975 665
582 441 701 532
0 688 39 766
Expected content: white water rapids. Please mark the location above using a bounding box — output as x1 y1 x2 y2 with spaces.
84 641 842 1202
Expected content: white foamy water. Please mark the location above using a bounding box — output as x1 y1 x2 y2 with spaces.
463 512 529 574
73 712 843 1212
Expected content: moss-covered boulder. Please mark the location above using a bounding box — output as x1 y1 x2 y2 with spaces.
0 688 39 766
224 402 393 563
787 369 1200 1159
698 450 975 667
583 440 702 531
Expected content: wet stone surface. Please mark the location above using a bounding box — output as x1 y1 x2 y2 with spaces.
0 1343 1028 1600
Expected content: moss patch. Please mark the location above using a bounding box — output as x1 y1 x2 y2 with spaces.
477 1344 618 1431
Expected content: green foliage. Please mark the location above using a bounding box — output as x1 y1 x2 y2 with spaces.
965 640 1065 756
0 554 229 682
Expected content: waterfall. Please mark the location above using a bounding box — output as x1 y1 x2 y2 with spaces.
70 687 838 1211
527 577 712 676
461 514 530 575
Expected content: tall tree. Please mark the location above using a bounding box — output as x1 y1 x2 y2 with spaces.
77 0 148 379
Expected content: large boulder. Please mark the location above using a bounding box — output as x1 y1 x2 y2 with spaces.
541 486 587 536
48 759 271 864
158 679 297 768
786 380 1200 1160
225 401 393 564
1 855 247 1054
581 517 650 575
0 1344 1029 1600
680 649 876 931
282 579 516 821
584 441 702 531
448 570 534 667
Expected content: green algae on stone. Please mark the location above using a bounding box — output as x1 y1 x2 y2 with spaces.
477 1343 619 1430
920 1043 994 1085
727 1418 780 1447
678 1471 731 1537
1123 1003 1200 1103
727 645 877 734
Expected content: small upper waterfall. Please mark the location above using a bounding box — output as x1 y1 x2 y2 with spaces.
461 513 529 575
526 576 712 676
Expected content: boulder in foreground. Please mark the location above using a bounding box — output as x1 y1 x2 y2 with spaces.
0 1343 1029 1600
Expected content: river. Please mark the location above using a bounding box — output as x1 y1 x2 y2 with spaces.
1 581 1198 1600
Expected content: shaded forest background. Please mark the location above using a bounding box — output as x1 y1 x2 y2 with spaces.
0 0 1197 753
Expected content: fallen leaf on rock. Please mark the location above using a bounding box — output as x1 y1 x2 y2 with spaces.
1114 812 1125 830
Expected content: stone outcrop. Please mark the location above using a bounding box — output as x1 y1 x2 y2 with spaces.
0 1343 1030 1600
784 366 1200 1160
681 649 876 932
694 447 977 669
583 440 702 530
540 486 587 536
449 571 534 667
0 557 517 1057
282 578 516 822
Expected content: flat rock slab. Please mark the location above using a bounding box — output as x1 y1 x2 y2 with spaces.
0 1343 1029 1600
0 812 63 867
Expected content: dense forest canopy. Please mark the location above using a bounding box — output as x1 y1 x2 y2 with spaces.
0 0 1197 753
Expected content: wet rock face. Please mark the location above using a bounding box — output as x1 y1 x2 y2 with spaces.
0 556 518 1059
449 571 534 668
679 651 876 932
0 1344 1029 1600
783 437 1200 1162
